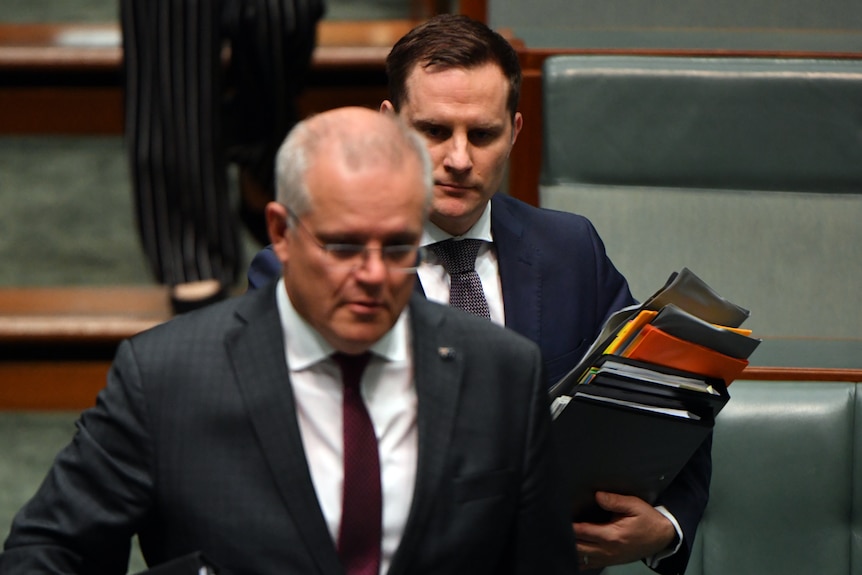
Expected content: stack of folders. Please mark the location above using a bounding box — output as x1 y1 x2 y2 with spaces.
550 268 761 522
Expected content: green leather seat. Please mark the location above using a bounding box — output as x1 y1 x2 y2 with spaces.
539 55 862 339
607 380 862 575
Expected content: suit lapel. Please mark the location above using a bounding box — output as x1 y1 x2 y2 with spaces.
415 196 542 341
387 296 464 575
491 195 543 344
225 284 342 575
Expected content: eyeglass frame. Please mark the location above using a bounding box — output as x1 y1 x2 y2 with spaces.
285 209 427 273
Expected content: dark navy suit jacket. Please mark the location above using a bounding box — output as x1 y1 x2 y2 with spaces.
247 193 710 575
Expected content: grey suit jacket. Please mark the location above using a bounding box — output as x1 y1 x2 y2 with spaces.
0 284 578 575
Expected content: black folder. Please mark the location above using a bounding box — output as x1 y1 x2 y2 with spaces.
553 392 712 523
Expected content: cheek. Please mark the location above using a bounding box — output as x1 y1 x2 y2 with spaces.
286 259 340 313
427 145 447 171
390 274 417 303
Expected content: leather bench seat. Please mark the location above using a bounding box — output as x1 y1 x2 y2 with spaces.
538 55 862 338
608 379 862 575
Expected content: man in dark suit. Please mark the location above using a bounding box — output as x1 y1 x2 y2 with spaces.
0 108 578 575
247 15 711 575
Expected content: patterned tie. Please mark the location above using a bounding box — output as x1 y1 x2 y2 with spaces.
430 239 491 319
332 352 381 575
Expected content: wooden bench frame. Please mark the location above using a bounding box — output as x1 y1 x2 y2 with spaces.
0 19 422 135
1 285 860 410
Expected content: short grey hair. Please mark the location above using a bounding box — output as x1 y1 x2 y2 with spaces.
274 110 433 218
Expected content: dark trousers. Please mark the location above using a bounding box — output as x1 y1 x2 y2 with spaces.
120 0 324 286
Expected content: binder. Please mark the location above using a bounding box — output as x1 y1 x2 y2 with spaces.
553 391 712 523
549 268 757 522
582 356 729 419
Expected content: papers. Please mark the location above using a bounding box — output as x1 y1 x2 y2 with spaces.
551 268 759 521
573 392 702 420
590 358 719 395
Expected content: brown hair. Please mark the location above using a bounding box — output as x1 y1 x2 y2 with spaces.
385 14 522 121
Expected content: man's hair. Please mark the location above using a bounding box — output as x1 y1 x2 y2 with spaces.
385 14 522 120
275 110 433 216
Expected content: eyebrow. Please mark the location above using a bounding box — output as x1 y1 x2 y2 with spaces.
411 118 505 133
316 230 419 246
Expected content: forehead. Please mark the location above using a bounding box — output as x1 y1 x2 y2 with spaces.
402 62 511 125
304 152 426 224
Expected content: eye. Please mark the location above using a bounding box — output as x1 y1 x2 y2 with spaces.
382 245 417 264
326 244 364 260
469 129 500 146
416 122 450 142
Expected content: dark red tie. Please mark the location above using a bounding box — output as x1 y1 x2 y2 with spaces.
333 352 381 575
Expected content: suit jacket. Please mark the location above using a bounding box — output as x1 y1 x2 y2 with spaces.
246 193 711 575
0 285 578 575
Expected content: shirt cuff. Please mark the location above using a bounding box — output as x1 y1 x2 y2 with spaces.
644 505 683 568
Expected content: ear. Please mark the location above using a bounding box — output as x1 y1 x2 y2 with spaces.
380 100 397 115
504 112 524 160
511 111 523 147
266 202 291 264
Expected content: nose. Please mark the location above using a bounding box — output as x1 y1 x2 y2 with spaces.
352 248 388 283
443 133 472 173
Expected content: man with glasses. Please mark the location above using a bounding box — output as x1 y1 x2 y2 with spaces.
0 107 578 575
249 14 711 575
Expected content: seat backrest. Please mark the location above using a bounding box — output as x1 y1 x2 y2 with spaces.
539 55 862 338
694 380 858 574
488 0 862 50
606 380 862 575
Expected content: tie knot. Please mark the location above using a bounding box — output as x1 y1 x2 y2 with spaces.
333 352 372 391
430 239 484 275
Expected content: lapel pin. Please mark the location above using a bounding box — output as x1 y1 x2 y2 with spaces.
438 347 455 360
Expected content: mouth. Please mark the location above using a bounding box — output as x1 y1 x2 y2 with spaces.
347 300 385 316
436 182 477 195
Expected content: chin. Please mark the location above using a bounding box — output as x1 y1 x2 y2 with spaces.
433 196 474 218
333 320 391 351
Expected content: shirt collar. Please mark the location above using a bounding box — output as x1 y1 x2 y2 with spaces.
421 201 493 245
276 278 411 371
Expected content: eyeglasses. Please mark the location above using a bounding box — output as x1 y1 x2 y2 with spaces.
287 212 426 273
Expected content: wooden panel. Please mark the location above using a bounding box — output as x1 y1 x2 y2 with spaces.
0 361 108 410
0 87 123 135
509 58 542 206
459 0 488 22
741 367 862 382
0 286 171 344
0 20 410 136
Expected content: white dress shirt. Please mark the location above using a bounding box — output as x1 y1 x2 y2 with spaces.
276 279 418 574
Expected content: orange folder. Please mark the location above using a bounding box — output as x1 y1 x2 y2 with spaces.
620 324 748 385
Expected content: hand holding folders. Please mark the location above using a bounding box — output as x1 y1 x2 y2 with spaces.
550 268 760 522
